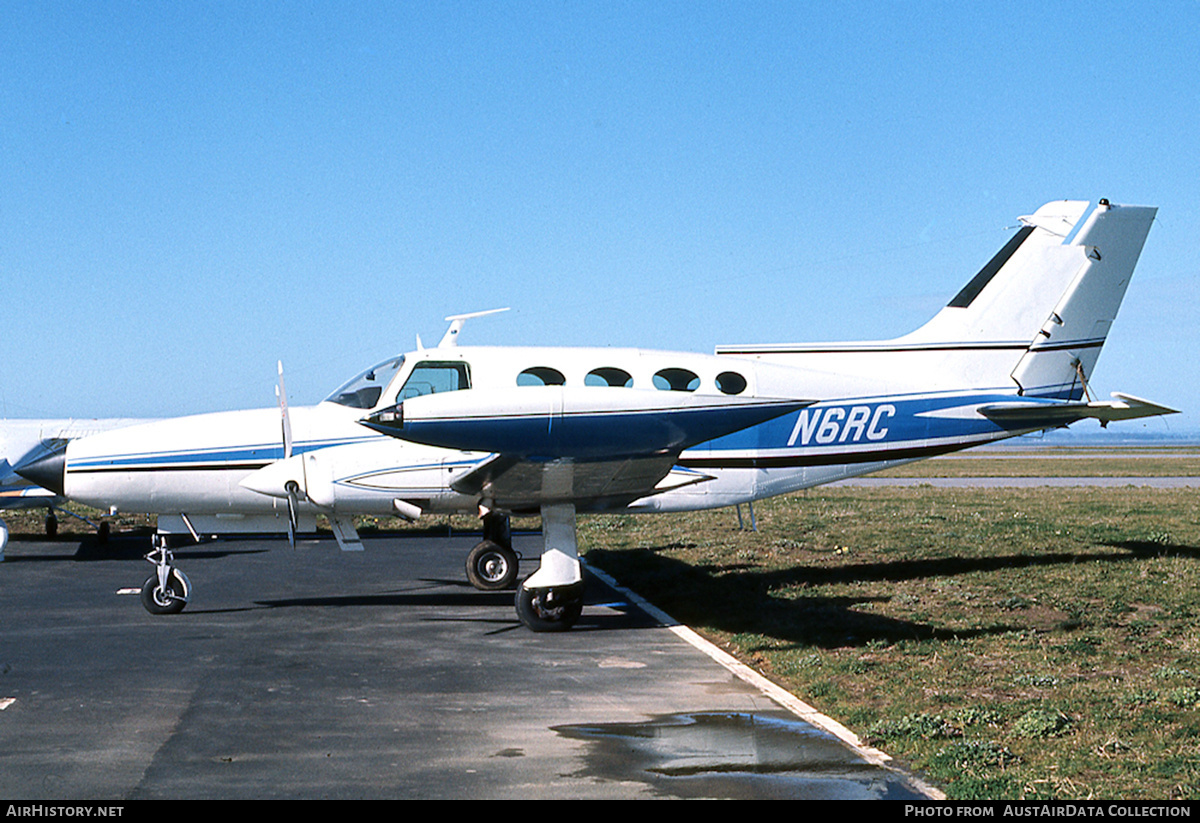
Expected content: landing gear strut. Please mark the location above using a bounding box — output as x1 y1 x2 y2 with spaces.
465 513 519 590
140 535 190 615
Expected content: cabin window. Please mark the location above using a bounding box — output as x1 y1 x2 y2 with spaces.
399 361 471 399
653 368 700 392
585 367 633 388
517 367 566 387
716 371 747 395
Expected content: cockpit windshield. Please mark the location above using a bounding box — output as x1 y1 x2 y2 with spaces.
324 356 406 409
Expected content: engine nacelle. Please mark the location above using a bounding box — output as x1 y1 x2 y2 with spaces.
238 439 468 517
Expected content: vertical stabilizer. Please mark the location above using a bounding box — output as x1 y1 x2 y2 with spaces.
714 199 1157 399
895 199 1156 395
898 200 1092 347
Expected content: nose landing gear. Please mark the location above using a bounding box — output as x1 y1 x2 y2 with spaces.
140 535 190 615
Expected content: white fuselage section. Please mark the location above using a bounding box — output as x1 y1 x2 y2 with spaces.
59 343 1032 532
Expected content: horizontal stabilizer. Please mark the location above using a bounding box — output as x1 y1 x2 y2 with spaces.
977 392 1179 427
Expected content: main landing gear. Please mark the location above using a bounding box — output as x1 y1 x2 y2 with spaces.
516 581 584 632
514 503 585 632
465 512 520 591
466 507 585 631
140 535 191 615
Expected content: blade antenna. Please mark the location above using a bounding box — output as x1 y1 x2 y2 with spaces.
438 307 509 348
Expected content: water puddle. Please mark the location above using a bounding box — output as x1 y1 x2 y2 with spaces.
553 710 930 799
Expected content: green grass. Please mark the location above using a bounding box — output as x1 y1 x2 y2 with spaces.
876 446 1200 478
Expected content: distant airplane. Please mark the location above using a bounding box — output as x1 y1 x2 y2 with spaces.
16 199 1177 630
0 418 149 555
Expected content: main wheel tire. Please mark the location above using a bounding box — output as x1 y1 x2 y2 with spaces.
465 540 519 591
140 569 190 615
515 583 584 632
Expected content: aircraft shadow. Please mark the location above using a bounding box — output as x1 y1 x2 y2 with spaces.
1 534 266 563
256 590 516 609
1105 539 1200 560
250 573 654 632
587 539 1198 650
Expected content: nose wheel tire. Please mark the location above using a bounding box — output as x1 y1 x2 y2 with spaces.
140 568 190 615
466 540 519 590
516 583 583 632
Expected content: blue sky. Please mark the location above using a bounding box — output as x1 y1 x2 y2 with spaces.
2 2 1197 436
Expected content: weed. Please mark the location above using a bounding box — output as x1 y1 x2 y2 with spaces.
1011 708 1073 739
930 739 1020 774
1165 687 1200 708
866 713 961 743
1013 673 1060 688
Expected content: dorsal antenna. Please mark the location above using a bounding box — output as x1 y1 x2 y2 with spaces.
438 308 510 348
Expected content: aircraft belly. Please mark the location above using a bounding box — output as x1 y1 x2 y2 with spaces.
67 466 276 513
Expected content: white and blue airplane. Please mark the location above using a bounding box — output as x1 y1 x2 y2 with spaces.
16 198 1177 631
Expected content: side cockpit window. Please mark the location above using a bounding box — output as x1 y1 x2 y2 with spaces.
326 356 406 409
399 361 471 399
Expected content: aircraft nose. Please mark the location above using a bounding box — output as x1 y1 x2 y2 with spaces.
14 443 67 496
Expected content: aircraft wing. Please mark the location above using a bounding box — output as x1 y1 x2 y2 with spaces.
447 453 714 511
977 392 1179 428
361 387 810 511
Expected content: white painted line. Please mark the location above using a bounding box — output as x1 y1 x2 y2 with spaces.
117 588 141 595
585 562 947 800
0 698 15 710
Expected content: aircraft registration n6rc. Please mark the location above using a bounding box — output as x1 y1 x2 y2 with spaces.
17 198 1177 631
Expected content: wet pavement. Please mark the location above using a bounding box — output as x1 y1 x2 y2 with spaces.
0 530 937 800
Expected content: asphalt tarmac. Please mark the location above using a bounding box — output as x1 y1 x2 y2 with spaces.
0 530 937 800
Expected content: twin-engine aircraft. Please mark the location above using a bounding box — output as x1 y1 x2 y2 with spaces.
15 199 1177 631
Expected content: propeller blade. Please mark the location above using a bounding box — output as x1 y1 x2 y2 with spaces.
285 481 300 548
278 361 298 547
277 360 293 460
